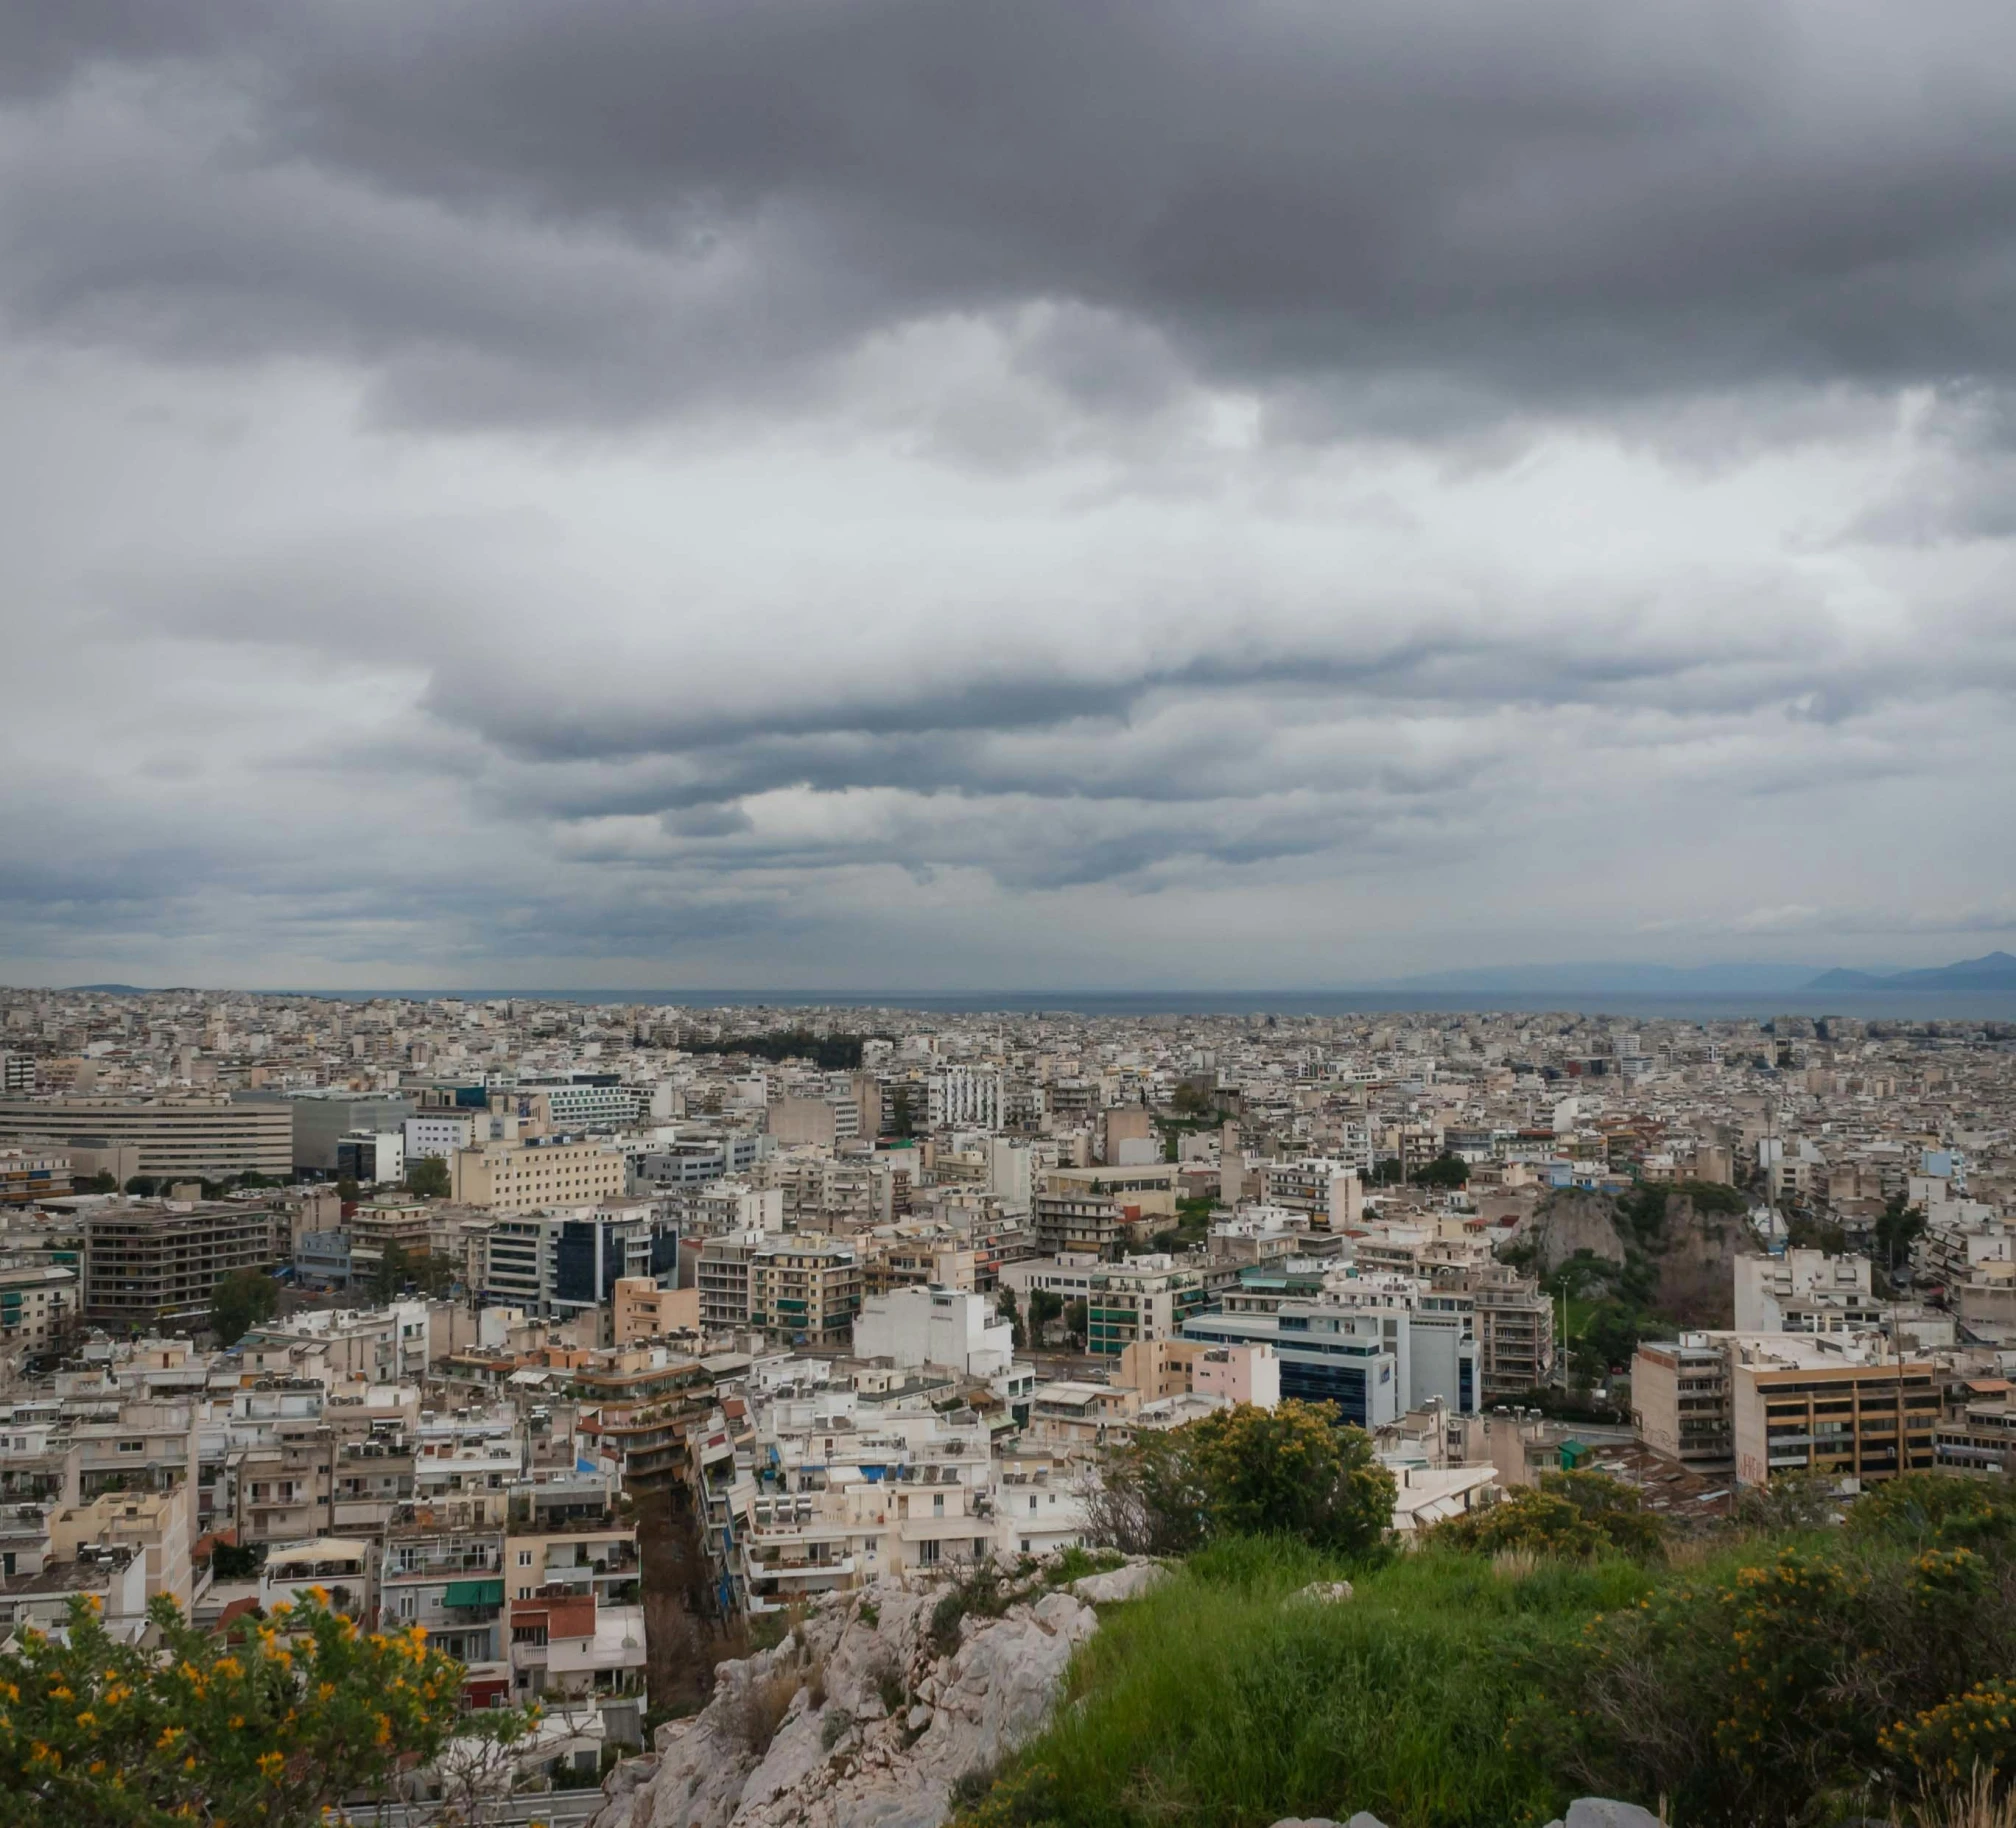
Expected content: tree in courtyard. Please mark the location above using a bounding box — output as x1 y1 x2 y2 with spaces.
1874 1192 1927 1283
1062 1299 1088 1350
123 1176 158 1198
405 1154 451 1199
210 1269 278 1347
1027 1288 1064 1341
0 1590 514 1827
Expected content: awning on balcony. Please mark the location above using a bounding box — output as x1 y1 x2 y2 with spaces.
443 1578 504 1607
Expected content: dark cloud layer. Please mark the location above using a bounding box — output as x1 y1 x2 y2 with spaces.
1 4 2014 984
10 3 2016 433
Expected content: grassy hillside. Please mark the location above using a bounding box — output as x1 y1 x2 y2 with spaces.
956 1474 2016 1828
958 1537 1653 1828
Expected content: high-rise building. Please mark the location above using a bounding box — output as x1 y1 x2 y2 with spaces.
82 1201 286 1329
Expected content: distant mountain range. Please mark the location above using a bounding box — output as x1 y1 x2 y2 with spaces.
1385 962 1823 994
1804 951 2016 991
1385 952 2016 996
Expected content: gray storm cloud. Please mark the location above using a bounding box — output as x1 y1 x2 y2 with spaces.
0 2 2013 987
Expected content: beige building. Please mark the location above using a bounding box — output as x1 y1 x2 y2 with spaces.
749 1237 861 1347
0 1096 291 1181
0 1261 77 1363
50 1483 195 1610
612 1277 700 1343
1034 1165 1179 1257
767 1098 837 1149
1632 1336 1736 1464
450 1136 626 1209
1636 1330 1939 1485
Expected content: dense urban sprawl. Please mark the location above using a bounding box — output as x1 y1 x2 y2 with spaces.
0 985 2013 1803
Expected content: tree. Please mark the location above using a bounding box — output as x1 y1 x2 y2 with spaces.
0 1590 505 1826
369 1242 412 1303
1430 1469 1665 1559
1028 1288 1063 1341
1413 1153 1470 1189
1874 1193 1927 1283
1569 1301 1645 1387
123 1175 158 1198
1062 1299 1088 1351
211 1269 278 1347
76 1172 117 1194
1090 1400 1396 1559
890 1088 915 1139
995 1288 1025 1351
334 1176 360 1204
406 1154 451 1199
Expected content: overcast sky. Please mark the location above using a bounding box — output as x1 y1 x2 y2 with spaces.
4 2 2015 991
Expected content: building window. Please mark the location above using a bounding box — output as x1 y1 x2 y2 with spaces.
518 1549 533 1567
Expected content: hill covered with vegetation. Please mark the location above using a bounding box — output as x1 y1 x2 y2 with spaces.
953 1407 2016 1828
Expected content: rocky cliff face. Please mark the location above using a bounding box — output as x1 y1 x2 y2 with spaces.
1647 1192 1755 1327
592 1566 1124 1828
1524 1186 1757 1327
1526 1190 1628 1274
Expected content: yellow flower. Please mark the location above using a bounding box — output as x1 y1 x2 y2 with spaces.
257 1751 286 1779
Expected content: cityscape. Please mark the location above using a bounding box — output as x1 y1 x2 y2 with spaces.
8 2 2016 1825
0 982 2014 1819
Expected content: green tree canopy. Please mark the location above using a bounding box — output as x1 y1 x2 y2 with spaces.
0 1591 510 1826
210 1269 278 1347
1430 1469 1664 1560
1091 1399 1395 1560
405 1154 451 1199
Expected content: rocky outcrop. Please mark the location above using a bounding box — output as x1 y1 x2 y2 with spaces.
591 1567 1118 1828
1646 1192 1756 1327
1067 1560 1169 1605
1525 1191 1627 1274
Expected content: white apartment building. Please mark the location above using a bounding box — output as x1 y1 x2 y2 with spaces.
928 1067 1004 1132
852 1287 1015 1379
405 1110 484 1161
1734 1250 1882 1333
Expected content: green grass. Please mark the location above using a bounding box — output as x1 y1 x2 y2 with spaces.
960 1536 1654 1828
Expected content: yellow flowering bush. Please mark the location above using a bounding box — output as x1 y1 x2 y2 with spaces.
0 1591 511 1827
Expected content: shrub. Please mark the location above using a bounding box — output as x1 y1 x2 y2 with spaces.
1044 1546 1124 1588
1847 1473 2016 1552
1089 1401 1395 1560
930 1567 1016 1660
821 1706 856 1753
722 1670 802 1757
0 1591 501 1826
1430 1471 1665 1560
1513 1532 2016 1826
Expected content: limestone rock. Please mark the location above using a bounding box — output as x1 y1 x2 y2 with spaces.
593 1571 1099 1828
1565 1801 1664 1828
1068 1559 1171 1605
1285 1580 1354 1606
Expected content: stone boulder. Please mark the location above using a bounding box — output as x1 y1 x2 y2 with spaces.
1068 1560 1171 1605
1284 1580 1354 1607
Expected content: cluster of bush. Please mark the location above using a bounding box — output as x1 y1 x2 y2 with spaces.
1030 1398 2016 1827
1511 1472 2016 1825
